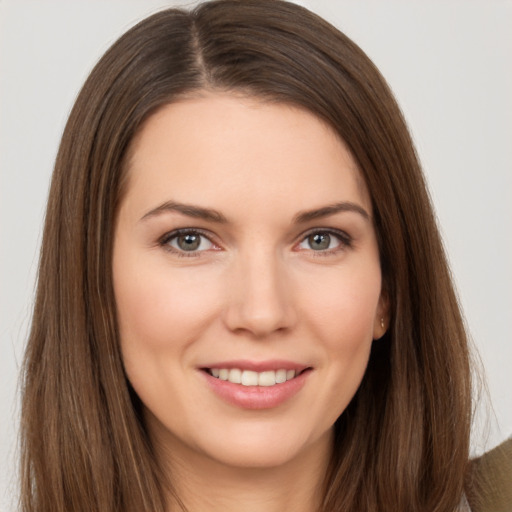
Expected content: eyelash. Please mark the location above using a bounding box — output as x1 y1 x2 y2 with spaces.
158 228 353 257
158 228 218 258
297 228 353 256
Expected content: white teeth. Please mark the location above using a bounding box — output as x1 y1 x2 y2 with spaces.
209 368 300 386
241 370 258 386
275 369 287 383
228 368 242 384
258 371 276 387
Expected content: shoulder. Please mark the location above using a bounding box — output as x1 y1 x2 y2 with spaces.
465 437 512 512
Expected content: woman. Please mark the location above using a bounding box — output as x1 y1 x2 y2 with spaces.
20 1 476 510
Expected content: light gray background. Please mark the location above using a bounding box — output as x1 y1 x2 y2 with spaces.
1 1 511 510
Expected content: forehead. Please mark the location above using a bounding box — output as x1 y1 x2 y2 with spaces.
122 93 371 219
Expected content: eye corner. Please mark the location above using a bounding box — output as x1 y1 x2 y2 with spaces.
295 228 353 255
158 228 221 257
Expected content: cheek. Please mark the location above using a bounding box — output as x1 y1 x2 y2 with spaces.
296 262 381 418
299 262 382 347
113 253 222 357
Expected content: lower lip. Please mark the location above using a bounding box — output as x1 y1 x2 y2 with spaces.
202 370 311 410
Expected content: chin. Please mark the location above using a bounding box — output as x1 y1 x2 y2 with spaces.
206 439 304 469
188 419 333 471
147 404 332 471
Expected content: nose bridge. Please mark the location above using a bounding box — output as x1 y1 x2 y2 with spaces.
224 244 296 337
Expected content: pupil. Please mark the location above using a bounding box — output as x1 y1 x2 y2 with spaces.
178 234 200 251
309 233 330 250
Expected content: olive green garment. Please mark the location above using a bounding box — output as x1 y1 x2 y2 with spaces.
467 437 512 512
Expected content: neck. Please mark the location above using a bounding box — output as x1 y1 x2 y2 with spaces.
160 432 332 512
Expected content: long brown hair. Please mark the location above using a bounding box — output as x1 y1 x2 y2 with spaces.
20 1 472 511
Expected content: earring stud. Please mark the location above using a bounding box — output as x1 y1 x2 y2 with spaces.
380 317 385 329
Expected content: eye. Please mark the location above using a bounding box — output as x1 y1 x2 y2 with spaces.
297 230 351 253
160 229 216 254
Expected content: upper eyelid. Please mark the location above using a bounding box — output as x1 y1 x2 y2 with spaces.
158 228 220 254
160 227 216 243
294 229 353 259
157 229 222 260
296 227 351 242
158 226 352 249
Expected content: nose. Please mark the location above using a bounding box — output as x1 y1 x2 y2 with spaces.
222 249 297 338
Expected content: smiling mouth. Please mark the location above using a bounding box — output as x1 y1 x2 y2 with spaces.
204 368 310 387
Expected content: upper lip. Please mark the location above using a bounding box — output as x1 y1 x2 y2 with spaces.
199 359 311 372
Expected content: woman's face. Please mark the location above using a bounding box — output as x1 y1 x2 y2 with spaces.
113 93 387 470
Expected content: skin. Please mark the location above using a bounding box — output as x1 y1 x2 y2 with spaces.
113 93 388 512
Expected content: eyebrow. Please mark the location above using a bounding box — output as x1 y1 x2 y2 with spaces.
140 200 370 224
293 202 370 223
140 200 228 223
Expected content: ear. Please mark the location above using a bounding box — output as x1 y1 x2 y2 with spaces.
373 290 390 340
